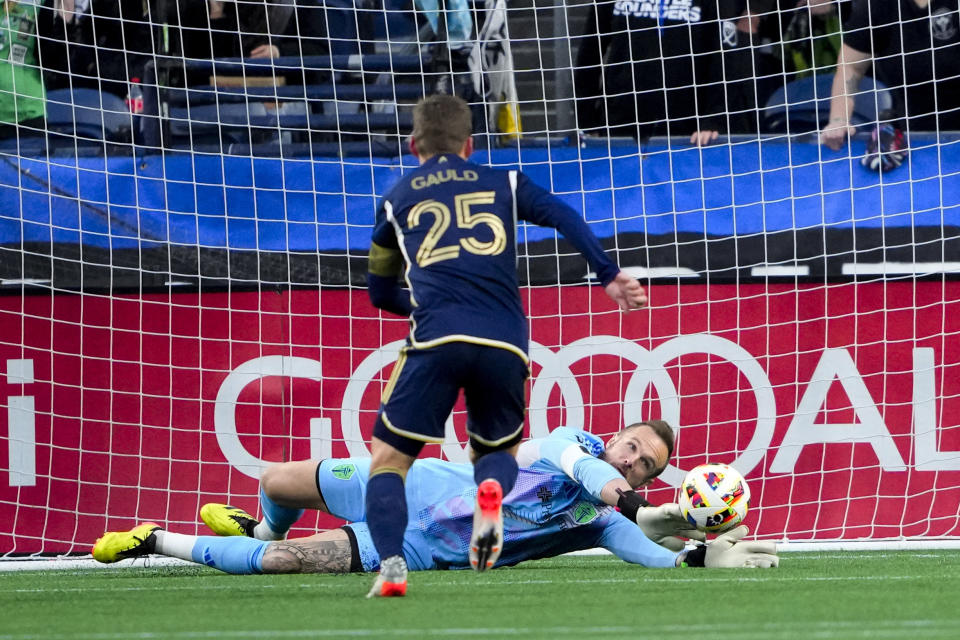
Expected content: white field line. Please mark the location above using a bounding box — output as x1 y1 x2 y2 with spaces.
1 620 958 640
1 572 957 595
4 541 960 572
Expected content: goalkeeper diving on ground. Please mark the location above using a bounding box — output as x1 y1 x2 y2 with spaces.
93 422 779 575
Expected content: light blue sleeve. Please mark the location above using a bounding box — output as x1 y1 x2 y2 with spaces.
531 426 622 502
597 514 681 569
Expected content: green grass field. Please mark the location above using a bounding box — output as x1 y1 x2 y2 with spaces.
1 551 957 639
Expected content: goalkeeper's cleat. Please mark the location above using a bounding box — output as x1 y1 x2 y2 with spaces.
469 478 504 572
200 503 259 538
366 555 408 598
91 522 160 563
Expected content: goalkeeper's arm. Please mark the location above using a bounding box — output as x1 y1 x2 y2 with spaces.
598 519 778 569
615 488 706 551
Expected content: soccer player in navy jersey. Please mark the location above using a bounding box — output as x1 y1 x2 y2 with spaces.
92 422 779 574
360 94 648 596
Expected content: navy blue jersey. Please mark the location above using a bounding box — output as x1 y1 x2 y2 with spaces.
368 153 619 357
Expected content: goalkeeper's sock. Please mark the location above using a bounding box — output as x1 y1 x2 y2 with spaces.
154 531 267 574
153 530 196 561
365 470 407 560
253 487 304 541
473 450 519 496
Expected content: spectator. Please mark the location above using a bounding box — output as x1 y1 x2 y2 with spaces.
160 1 330 61
821 0 960 165
0 0 46 140
236 0 334 59
779 0 844 76
573 0 746 146
37 0 151 101
722 0 846 134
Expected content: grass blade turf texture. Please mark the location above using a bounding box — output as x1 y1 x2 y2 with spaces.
1 552 957 639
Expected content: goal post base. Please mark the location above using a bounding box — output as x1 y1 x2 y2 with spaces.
0 556 193 573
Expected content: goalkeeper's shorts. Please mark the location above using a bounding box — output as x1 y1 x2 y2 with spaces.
315 458 435 572
342 522 434 572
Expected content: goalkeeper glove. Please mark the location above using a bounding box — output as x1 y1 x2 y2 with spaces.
634 503 707 551
861 123 907 172
616 490 706 551
681 525 779 568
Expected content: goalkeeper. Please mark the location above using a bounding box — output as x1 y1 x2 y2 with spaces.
93 421 778 574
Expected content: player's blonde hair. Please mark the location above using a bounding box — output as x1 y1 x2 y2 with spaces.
412 94 473 157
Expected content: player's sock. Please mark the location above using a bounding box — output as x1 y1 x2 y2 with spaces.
153 530 195 561
156 530 268 574
473 450 519 496
253 487 304 541
364 470 407 560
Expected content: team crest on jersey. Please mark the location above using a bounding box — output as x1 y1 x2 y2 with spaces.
931 8 957 41
572 502 599 524
331 463 355 480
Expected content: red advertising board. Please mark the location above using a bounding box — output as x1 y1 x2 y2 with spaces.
2 282 960 553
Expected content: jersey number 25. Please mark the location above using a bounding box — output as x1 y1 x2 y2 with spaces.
408 191 507 267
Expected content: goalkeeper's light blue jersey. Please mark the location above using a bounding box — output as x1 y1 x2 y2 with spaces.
323 427 679 570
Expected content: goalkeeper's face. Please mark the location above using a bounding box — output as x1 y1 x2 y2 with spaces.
601 425 670 488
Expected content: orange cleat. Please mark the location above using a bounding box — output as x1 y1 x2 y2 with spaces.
469 479 504 572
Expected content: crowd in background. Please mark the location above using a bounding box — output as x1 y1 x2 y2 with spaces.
0 0 958 165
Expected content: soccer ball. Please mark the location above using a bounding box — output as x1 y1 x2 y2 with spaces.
677 463 750 534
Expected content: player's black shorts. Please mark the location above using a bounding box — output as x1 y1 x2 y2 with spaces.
373 341 528 457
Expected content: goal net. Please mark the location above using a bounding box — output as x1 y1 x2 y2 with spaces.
2 0 960 561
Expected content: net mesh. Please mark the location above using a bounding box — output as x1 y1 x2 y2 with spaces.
2 0 960 556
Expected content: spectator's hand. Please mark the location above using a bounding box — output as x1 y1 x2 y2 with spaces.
209 1 225 20
704 526 779 568
605 271 647 311
690 130 719 146
820 119 857 150
250 44 281 59
635 503 706 551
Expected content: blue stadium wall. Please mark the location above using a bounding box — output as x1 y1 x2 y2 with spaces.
2 136 959 289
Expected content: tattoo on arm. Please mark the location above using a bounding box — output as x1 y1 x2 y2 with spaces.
262 539 355 574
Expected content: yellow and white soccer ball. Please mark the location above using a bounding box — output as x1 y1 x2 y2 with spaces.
677 463 750 534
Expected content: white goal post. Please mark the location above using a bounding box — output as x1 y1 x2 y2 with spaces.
1 0 960 565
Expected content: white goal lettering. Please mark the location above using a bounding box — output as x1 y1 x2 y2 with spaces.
769 348 906 473
213 342 950 483
5 359 36 487
912 348 960 470
215 356 324 479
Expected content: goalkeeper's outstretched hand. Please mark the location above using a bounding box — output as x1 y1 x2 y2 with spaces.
635 503 706 551
705 526 778 568
605 271 647 312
